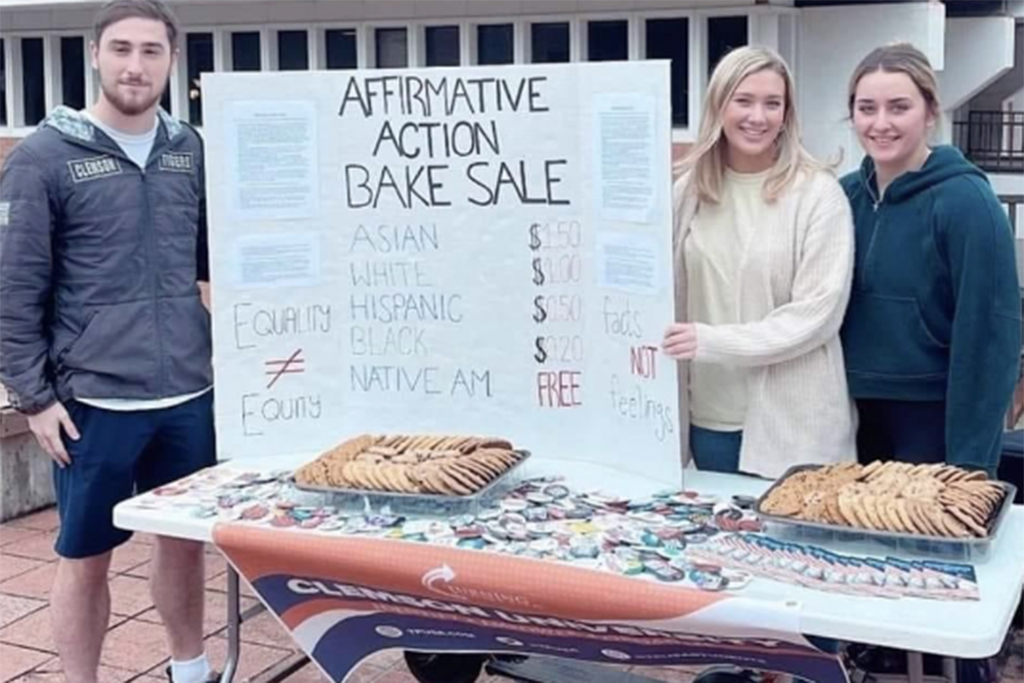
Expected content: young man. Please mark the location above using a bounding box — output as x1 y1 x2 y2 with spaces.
0 2 215 681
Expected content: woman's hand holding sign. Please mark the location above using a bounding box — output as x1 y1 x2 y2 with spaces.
662 323 698 360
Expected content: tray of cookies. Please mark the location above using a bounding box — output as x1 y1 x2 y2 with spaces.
292 433 529 502
755 462 1015 554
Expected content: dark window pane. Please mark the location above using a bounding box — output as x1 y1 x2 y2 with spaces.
232 32 261 71
588 20 627 62
1 39 9 126
531 22 569 63
375 28 408 68
426 25 459 67
326 29 357 69
186 33 213 125
477 24 513 65
278 30 309 71
707 16 748 77
21 38 45 126
646 18 689 127
60 37 86 110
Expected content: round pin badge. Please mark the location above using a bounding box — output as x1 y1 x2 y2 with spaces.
722 569 752 590
501 498 529 513
529 538 559 554
526 492 554 505
455 524 485 539
527 522 556 536
542 484 570 500
451 514 477 527
689 569 729 591
629 512 666 526
524 507 550 523
153 486 188 497
569 537 600 558
270 514 297 528
478 507 502 521
238 504 269 521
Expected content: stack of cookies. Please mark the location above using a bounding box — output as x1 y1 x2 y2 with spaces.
758 461 1006 539
294 434 524 496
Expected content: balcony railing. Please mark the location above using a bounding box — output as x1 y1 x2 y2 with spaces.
953 110 1024 174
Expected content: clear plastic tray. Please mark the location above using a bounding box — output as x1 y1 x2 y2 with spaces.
755 464 1017 562
291 450 531 517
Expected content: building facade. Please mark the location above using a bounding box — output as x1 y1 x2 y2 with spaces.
0 0 1020 179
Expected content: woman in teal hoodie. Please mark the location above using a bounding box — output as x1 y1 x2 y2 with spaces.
840 43 1021 478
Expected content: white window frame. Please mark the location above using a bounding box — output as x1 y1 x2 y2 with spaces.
222 26 268 73
368 22 415 69
578 13 636 63
179 27 220 125
2 34 51 130
418 21 463 68
466 18 521 66
270 25 317 71
317 24 361 70
47 31 90 111
635 10 699 142
1 37 13 130
523 15 579 65
0 4 795 136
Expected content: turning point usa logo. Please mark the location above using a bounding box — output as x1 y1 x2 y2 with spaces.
421 564 533 608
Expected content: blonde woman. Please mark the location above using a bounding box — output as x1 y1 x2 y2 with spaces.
662 46 857 479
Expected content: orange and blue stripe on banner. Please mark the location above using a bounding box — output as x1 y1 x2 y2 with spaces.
213 523 849 683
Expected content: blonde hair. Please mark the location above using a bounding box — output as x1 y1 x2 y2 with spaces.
680 46 821 204
847 42 941 120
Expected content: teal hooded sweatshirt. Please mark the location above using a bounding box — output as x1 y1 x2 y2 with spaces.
840 145 1021 474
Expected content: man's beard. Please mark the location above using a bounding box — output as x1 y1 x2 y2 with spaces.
101 79 164 116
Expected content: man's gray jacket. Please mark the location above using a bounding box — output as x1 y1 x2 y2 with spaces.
0 106 212 414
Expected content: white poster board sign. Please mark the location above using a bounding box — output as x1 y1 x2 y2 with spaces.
203 63 681 483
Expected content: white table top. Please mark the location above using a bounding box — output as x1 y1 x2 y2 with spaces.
114 455 1024 659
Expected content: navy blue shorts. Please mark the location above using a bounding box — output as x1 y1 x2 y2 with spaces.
53 391 216 559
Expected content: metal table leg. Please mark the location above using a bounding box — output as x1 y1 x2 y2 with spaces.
220 566 242 683
216 564 310 683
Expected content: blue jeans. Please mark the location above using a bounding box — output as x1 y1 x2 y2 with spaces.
855 399 946 465
690 425 742 474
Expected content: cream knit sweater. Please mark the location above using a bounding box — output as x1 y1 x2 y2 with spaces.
672 169 858 479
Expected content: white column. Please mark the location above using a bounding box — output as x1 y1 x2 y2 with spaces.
42 34 56 113
84 37 97 107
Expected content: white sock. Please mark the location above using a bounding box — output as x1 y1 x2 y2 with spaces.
170 653 211 683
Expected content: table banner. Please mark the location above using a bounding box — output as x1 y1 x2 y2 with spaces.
214 524 848 683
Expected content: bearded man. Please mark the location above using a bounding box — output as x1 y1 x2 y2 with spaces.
0 2 216 682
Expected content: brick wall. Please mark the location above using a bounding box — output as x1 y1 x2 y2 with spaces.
0 136 20 170
671 142 692 175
